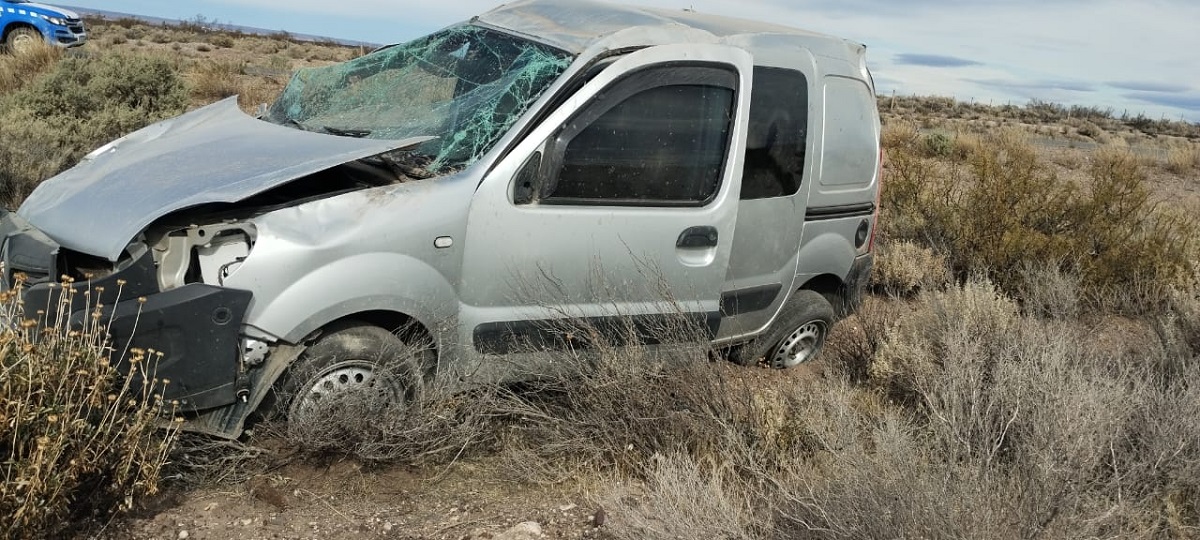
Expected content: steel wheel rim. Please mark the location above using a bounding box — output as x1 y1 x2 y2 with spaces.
290 360 393 420
10 33 38 54
770 320 826 369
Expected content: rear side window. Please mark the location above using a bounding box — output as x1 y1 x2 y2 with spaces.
820 75 879 188
741 67 809 200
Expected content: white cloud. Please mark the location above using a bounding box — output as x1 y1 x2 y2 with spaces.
203 0 1200 120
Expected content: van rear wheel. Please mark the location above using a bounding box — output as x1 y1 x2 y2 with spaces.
728 290 834 369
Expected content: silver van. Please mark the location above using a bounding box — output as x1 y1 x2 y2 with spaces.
0 0 880 437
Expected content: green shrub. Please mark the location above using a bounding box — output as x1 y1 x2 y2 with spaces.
0 281 180 538
922 131 954 158
0 52 187 206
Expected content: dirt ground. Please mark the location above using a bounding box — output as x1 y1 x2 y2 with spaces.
100 459 599 540
84 350 832 540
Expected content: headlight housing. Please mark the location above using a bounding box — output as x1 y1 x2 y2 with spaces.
45 16 66 26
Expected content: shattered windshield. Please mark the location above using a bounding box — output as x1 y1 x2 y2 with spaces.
267 25 574 174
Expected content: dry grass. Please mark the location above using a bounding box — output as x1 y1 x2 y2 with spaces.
0 42 61 94
1165 142 1200 174
187 58 245 102
276 338 501 465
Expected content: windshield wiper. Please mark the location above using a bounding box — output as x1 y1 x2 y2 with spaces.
319 126 373 138
279 117 372 138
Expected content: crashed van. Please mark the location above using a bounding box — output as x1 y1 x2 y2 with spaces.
0 0 880 437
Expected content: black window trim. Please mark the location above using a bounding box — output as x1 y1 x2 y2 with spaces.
527 61 741 209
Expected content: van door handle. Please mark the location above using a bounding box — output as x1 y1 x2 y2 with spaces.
677 226 719 248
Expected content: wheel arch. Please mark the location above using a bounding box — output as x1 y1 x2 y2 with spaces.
3 22 43 43
315 309 439 371
797 273 845 315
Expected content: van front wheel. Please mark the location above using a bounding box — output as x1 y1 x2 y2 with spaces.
275 322 430 439
728 290 834 369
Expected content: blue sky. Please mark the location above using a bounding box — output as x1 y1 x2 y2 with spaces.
66 0 1200 122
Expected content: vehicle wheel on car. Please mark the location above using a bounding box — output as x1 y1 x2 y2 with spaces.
727 290 834 369
6 27 43 54
274 322 431 437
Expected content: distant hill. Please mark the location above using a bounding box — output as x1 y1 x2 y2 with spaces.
64 5 381 48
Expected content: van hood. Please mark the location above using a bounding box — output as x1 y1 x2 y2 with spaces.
18 97 431 261
17 2 80 19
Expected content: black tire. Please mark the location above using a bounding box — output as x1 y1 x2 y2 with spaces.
727 290 834 369
5 27 43 54
273 322 431 436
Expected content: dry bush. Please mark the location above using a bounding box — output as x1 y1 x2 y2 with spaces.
870 239 951 296
920 131 954 158
883 127 1197 306
0 280 180 538
272 308 759 481
869 277 1020 403
1159 280 1200 359
1014 260 1081 319
147 30 172 44
1079 148 1195 291
1048 147 1084 169
600 453 762 540
236 77 287 111
209 35 236 49
823 295 903 384
951 130 985 160
770 279 1200 539
1066 117 1106 140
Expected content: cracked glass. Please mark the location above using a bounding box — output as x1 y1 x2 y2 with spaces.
267 25 574 175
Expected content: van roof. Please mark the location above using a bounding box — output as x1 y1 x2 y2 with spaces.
474 0 867 66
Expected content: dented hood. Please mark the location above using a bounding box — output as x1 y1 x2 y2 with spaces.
18 97 430 261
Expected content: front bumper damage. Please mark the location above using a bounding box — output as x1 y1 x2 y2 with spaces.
0 209 252 413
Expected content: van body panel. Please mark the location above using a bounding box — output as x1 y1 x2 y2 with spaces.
461 43 754 362
812 75 881 206
0 0 879 437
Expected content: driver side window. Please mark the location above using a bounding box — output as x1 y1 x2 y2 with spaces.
523 65 738 207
